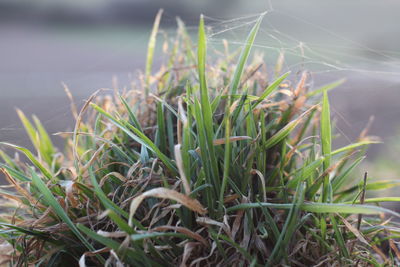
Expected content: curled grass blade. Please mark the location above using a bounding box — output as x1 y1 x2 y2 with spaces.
89 168 129 219
128 187 207 227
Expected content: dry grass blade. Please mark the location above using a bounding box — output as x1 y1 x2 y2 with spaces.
0 242 14 265
62 82 79 120
338 214 369 246
174 144 191 195
152 226 208 247
79 247 111 267
129 188 207 226
81 144 106 174
99 172 127 187
251 169 266 202
196 217 231 237
180 242 198 267
1 168 43 208
63 180 79 208
73 89 104 171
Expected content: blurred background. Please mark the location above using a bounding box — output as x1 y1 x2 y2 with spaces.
1 0 400 186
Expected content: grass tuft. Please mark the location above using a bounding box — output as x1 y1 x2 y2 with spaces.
1 12 400 266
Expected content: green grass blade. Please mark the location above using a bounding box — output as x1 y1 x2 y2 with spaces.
78 224 155 265
332 140 381 156
166 111 175 157
1 142 53 181
252 71 290 109
227 202 400 218
267 182 305 265
105 210 135 234
76 224 120 251
156 102 167 154
330 214 349 258
145 9 163 94
17 110 55 168
0 164 30 182
197 15 208 100
217 234 253 261
220 114 232 213
321 90 332 202
33 115 55 157
192 98 215 208
332 156 365 192
264 106 316 149
347 197 400 204
124 121 177 174
337 180 400 197
119 96 143 132
151 94 180 121
287 158 324 189
264 120 300 150
131 232 186 242
197 15 220 196
306 79 345 97
228 16 263 95
365 180 400 190
219 16 263 212
89 168 129 219
176 17 196 65
259 203 280 242
16 109 39 150
0 150 19 169
90 103 177 175
0 222 47 236
31 170 102 262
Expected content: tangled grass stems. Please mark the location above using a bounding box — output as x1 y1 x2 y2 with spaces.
0 11 399 266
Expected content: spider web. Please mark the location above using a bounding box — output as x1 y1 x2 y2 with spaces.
1 4 400 163
197 7 400 161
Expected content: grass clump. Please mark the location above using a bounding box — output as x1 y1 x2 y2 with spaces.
1 12 400 266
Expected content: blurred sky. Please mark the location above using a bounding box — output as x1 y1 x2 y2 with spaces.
1 0 400 158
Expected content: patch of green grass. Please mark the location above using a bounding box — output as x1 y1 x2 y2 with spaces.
1 12 399 266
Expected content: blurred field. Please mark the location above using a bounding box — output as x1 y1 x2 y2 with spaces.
1 0 400 168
